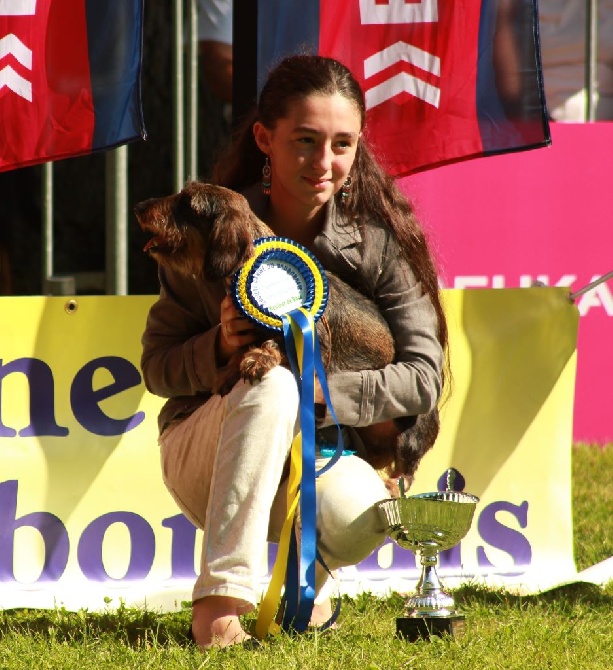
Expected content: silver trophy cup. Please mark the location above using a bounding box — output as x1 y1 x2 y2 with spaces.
377 484 479 641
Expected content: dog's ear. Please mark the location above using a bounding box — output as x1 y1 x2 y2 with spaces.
182 181 215 217
206 213 254 281
182 182 255 281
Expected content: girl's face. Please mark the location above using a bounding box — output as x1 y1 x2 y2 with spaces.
254 93 362 215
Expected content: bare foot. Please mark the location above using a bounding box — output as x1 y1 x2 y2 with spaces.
192 596 252 649
309 597 337 628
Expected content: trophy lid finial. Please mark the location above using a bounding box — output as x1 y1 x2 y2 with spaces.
445 468 456 492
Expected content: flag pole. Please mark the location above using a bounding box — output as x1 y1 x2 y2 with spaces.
173 0 185 191
585 0 598 121
41 163 75 295
41 163 54 285
569 271 613 302
186 0 199 181
105 147 129 296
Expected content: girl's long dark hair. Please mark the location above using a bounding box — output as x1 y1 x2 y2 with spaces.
214 54 449 396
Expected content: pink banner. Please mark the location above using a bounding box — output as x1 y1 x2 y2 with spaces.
401 122 613 444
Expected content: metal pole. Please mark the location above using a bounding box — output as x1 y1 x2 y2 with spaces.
569 270 613 301
174 0 185 191
41 163 75 295
105 146 128 295
187 0 198 181
585 0 598 121
41 162 54 281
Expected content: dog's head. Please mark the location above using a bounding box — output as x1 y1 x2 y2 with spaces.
135 181 265 280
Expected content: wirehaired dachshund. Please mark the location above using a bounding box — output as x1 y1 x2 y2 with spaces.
135 181 439 490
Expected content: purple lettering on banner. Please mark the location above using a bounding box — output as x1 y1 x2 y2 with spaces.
77 512 155 581
162 514 198 579
477 500 532 569
0 480 69 582
439 543 462 570
0 358 69 437
355 539 420 579
265 539 421 581
70 356 145 436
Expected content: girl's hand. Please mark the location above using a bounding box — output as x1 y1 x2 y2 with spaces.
217 295 258 363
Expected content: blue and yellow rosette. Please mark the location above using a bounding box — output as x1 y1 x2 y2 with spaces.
231 237 343 638
230 237 328 332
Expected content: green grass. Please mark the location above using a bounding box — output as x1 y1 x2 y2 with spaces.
572 443 613 571
1 444 612 670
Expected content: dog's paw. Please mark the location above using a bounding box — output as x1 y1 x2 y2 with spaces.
239 340 283 383
218 375 239 397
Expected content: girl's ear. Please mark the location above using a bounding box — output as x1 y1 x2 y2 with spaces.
253 121 272 154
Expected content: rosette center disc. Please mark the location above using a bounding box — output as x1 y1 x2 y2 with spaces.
250 260 307 315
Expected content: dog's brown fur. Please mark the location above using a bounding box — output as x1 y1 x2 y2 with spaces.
135 181 439 488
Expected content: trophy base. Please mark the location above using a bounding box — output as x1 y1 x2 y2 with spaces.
396 614 466 641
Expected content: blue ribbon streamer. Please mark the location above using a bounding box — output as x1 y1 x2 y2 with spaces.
280 308 345 632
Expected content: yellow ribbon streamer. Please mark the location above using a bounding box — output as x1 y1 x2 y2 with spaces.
255 430 303 638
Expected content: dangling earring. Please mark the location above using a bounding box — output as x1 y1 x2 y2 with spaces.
341 176 352 199
262 156 271 195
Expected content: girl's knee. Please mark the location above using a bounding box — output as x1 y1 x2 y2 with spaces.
260 366 300 404
316 456 389 565
318 456 389 511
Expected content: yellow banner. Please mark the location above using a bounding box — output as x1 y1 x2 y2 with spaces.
0 288 580 611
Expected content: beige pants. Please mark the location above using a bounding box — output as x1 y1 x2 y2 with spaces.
159 366 389 611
